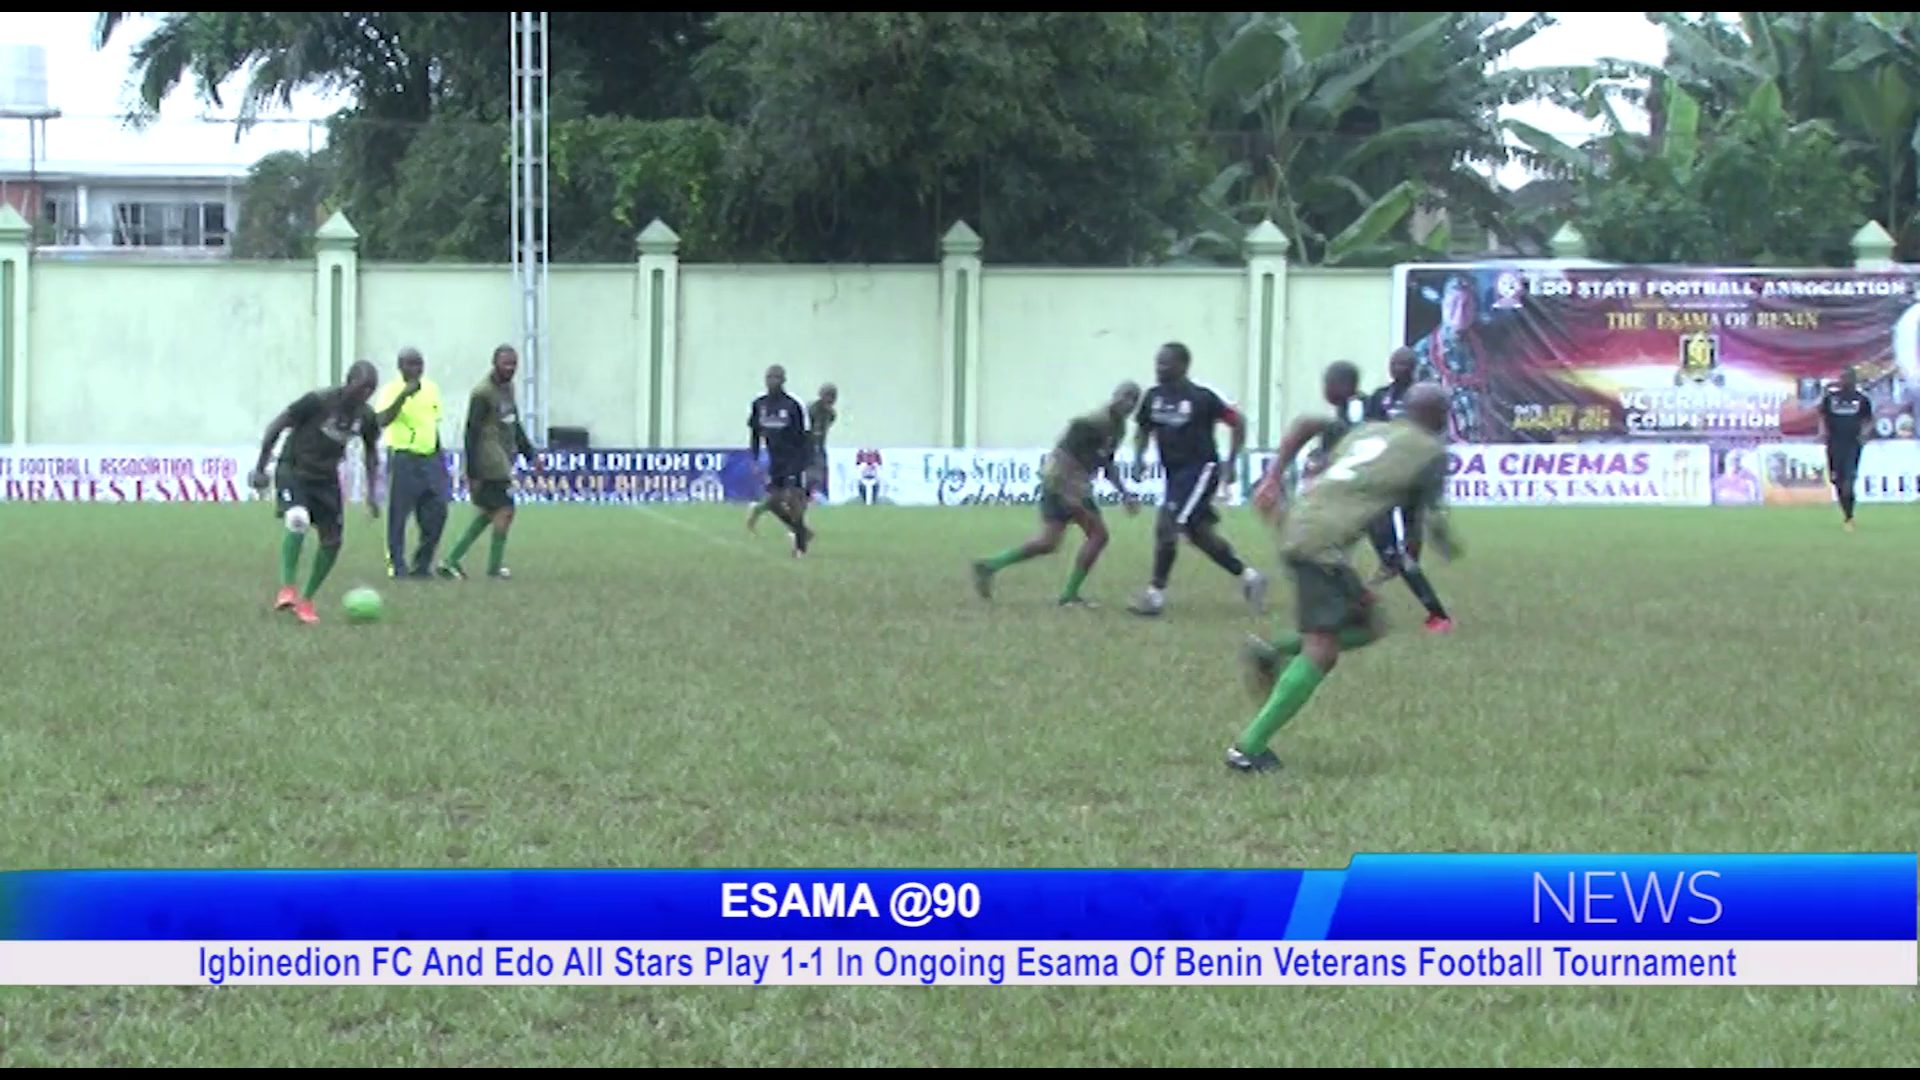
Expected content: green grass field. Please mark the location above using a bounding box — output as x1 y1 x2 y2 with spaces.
0 500 1914 1066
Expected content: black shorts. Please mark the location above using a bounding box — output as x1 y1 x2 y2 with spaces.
472 479 515 513
1161 461 1223 529
1827 442 1863 485
274 468 343 530
1368 505 1423 566
767 459 806 491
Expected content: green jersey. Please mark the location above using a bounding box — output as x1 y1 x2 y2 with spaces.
465 377 535 482
1281 421 1448 564
279 390 377 484
809 400 836 454
1043 409 1125 491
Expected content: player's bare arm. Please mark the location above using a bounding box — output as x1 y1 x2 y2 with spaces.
1224 404 1246 473
362 436 382 519
249 410 294 489
374 381 418 428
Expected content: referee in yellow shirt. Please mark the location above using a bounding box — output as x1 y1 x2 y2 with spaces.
373 347 451 578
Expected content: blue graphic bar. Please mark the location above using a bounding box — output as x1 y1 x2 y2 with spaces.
2 855 1911 942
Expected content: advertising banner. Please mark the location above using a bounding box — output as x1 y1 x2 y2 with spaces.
339 448 764 505
0 447 256 503
1445 443 1712 507
1710 439 1920 506
1392 262 1920 446
823 446 1248 510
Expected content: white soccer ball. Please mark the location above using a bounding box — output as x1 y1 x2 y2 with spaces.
284 505 312 534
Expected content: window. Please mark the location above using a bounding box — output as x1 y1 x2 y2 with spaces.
40 193 80 245
112 201 232 248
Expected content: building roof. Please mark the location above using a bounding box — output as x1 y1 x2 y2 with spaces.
0 160 247 184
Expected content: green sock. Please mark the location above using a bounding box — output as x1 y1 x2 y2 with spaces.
446 515 490 565
488 530 509 575
983 545 1034 573
302 544 340 599
1060 565 1090 602
1236 655 1328 756
279 531 304 588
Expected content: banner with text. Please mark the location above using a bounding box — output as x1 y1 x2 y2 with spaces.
1447 444 1712 507
823 446 1246 510
1392 262 1920 445
0 857 1911 987
339 448 765 505
0 447 257 503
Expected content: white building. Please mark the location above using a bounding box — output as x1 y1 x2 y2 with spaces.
0 161 245 256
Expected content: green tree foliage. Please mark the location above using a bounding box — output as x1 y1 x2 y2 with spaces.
699 12 1204 264
1526 79 1873 266
1647 12 1920 257
232 149 335 259
100 11 1905 266
1180 12 1605 265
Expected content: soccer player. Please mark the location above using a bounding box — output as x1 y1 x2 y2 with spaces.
1249 361 1364 511
748 381 838 532
374 347 450 579
1362 347 1453 630
438 345 540 580
806 382 838 503
748 364 815 556
1818 368 1873 531
1126 342 1268 618
1227 383 1461 773
972 381 1143 606
249 360 382 624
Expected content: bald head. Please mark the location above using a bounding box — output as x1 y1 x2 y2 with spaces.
397 347 424 383
1388 347 1416 386
1404 382 1449 435
342 359 379 405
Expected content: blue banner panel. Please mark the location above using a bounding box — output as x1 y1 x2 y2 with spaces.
3 856 1911 943
431 448 767 504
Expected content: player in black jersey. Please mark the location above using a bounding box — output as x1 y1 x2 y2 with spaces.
1361 348 1451 630
748 364 815 556
1127 342 1267 618
1819 368 1874 531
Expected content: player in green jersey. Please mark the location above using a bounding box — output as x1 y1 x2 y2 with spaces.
972 381 1143 606
249 360 382 624
439 345 543 580
1228 382 1461 773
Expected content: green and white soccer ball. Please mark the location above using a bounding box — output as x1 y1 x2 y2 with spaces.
343 587 385 624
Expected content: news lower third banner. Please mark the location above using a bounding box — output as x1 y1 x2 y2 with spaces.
0 856 1913 987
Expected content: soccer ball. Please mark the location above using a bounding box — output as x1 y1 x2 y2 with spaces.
343 587 384 624
284 505 311 534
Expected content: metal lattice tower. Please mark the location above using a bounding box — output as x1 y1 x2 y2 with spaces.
509 12 552 447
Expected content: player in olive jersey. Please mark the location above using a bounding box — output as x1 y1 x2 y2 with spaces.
972 382 1143 606
1249 361 1363 526
1361 347 1452 630
438 345 542 580
806 383 838 501
749 381 839 531
249 359 382 624
1228 383 1461 773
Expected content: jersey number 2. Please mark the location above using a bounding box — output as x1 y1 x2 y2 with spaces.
1321 436 1388 484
